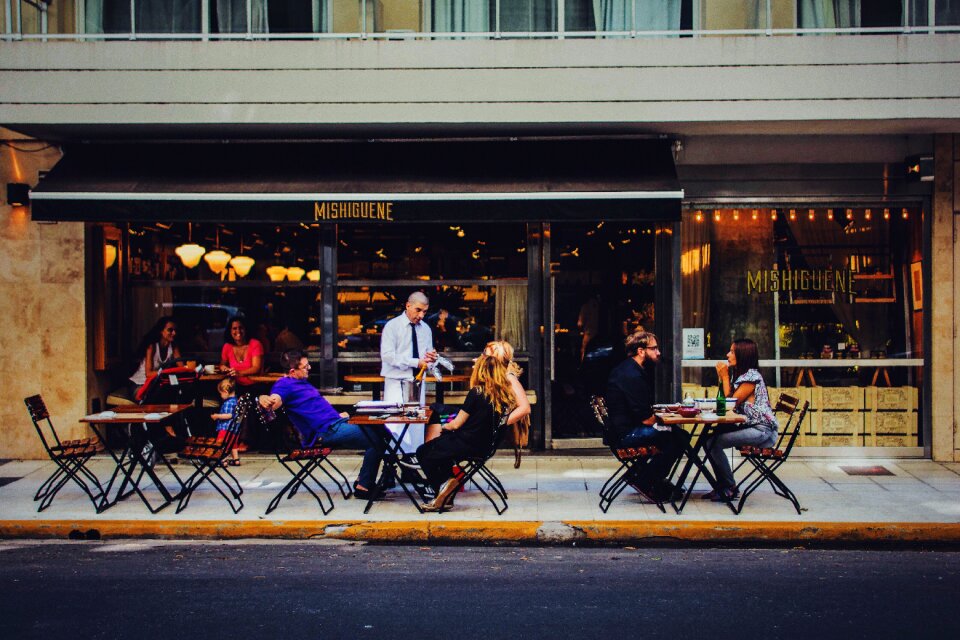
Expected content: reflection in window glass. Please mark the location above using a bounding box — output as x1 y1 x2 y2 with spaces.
431 0 494 32
85 0 202 33
500 0 556 32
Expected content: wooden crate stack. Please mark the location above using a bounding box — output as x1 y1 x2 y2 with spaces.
864 387 919 447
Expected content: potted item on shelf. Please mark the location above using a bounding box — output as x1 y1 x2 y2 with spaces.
820 344 833 359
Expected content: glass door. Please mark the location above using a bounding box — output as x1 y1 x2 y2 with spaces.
547 220 659 441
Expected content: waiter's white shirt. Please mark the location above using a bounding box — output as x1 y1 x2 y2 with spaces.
380 313 434 380
380 312 434 452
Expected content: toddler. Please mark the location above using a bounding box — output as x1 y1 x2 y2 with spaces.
212 378 240 466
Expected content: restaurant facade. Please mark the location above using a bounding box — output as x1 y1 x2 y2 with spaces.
1 2 959 461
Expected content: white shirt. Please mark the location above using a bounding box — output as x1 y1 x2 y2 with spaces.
380 312 434 381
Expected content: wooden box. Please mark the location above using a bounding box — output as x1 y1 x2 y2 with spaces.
811 387 864 411
865 386 919 412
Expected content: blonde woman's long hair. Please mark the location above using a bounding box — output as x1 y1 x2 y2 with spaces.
469 352 516 417
481 341 530 467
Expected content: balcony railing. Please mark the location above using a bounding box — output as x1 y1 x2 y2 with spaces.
4 1 960 41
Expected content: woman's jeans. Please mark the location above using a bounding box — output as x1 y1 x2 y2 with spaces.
321 419 385 490
704 425 778 490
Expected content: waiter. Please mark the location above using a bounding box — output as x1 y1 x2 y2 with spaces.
380 291 437 452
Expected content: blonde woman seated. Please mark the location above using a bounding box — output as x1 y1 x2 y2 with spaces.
416 342 530 512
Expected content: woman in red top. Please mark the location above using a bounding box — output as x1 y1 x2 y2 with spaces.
219 316 264 386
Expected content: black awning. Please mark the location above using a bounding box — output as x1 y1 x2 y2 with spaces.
30 139 682 223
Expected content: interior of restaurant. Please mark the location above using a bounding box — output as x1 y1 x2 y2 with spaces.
680 206 924 448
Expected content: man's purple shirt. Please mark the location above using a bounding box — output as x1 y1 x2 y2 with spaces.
271 377 342 445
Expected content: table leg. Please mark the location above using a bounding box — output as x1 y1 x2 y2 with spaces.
356 422 426 514
670 423 737 515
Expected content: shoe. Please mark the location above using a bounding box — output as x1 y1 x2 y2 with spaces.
627 478 660 503
352 483 385 501
397 455 420 470
702 489 720 500
379 469 397 490
421 477 460 512
709 487 740 502
654 479 684 502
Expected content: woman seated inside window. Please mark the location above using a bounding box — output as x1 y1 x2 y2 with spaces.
219 316 264 386
703 338 779 502
416 341 530 512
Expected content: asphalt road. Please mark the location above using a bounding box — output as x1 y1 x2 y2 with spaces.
1 541 958 639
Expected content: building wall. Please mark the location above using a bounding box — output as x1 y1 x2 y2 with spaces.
0 35 958 134
0 134 86 459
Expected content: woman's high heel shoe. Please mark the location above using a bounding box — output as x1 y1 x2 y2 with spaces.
421 477 460 512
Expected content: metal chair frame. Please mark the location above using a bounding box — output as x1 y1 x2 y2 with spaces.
258 404 352 516
733 393 810 515
175 394 253 514
24 395 106 512
446 414 511 515
591 395 665 513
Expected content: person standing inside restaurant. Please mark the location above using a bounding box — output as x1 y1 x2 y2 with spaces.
380 291 437 452
260 350 386 500
703 338 779 502
605 330 689 503
129 315 182 399
219 316 264 451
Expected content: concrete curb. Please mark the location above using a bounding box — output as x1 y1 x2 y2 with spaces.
3 520 960 545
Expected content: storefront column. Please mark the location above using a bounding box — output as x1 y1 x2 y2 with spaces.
931 134 957 461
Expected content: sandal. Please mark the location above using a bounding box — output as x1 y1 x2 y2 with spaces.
228 459 242 467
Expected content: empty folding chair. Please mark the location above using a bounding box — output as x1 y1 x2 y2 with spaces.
175 394 254 514
733 393 810 514
591 395 665 513
258 403 352 516
24 395 106 512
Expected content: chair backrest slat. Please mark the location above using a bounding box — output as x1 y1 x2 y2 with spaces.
24 394 61 452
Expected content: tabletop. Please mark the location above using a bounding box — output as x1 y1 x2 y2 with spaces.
656 412 746 427
343 374 471 384
348 409 433 426
200 372 283 384
81 404 192 424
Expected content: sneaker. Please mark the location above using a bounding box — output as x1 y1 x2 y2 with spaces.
397 455 420 470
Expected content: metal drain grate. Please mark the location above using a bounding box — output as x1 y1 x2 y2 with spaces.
840 465 894 476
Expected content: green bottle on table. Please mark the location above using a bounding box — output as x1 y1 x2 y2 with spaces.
716 387 726 417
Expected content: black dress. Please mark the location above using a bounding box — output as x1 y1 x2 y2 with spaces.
416 388 501 492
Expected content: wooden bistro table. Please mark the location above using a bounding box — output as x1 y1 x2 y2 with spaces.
348 409 432 514
342 374 471 402
80 404 192 513
656 410 746 515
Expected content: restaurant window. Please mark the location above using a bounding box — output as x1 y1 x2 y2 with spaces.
125 222 322 372
336 222 528 365
681 207 925 448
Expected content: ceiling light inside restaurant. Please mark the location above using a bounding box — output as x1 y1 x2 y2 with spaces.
175 223 206 268
266 265 288 282
104 245 117 269
286 266 305 281
306 269 320 282
230 255 255 277
204 249 232 274
175 243 206 268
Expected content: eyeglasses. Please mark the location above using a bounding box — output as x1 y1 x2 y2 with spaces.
645 345 660 352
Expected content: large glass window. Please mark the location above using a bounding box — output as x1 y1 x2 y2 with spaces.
336 222 528 360
681 206 925 448
126 222 322 370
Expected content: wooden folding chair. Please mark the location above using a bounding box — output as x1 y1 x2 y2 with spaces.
175 394 254 514
591 395 665 513
733 393 810 515
257 403 352 516
24 395 106 512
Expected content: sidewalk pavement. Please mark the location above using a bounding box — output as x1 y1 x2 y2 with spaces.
2 454 960 546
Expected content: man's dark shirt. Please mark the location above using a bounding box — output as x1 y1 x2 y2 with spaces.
605 357 655 444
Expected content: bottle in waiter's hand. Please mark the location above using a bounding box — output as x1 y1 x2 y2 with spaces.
716 388 726 417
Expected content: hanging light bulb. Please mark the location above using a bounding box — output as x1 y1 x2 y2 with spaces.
751 209 758 221
175 222 206 268
266 266 288 282
732 209 740 221
695 210 703 222
827 209 834 220
808 209 815 221
286 266 305 281
901 208 909 219
771 209 778 221
789 209 797 221
846 208 854 220
713 210 721 222
864 208 872 220
883 208 890 220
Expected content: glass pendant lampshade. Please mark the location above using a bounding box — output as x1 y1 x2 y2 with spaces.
204 249 232 274
266 265 288 282
175 222 206 268
306 269 320 282
175 243 206 268
286 266 305 282
230 255 255 277
103 244 117 269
